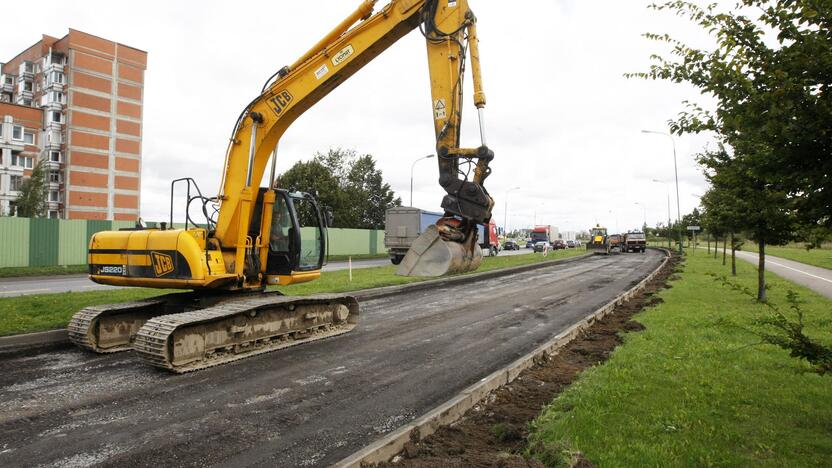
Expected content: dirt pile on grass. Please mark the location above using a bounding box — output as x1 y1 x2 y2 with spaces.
373 254 680 468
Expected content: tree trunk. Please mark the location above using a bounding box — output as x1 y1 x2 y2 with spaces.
757 238 766 302
722 236 727 265
714 237 718 259
731 232 737 276
707 235 711 254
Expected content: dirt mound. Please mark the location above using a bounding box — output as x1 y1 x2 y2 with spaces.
373 254 680 468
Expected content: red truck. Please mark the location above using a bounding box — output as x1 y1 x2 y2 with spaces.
478 219 500 256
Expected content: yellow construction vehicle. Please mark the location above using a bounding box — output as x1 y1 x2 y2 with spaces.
586 225 610 255
68 0 495 372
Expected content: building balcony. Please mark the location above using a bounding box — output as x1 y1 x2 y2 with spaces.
42 160 62 171
0 76 13 94
42 57 64 75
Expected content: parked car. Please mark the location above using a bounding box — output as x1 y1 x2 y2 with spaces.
533 241 548 253
504 240 521 251
566 240 575 248
574 240 582 247
552 239 567 250
525 241 535 249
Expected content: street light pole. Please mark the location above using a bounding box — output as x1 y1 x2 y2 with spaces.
504 186 520 236
652 179 672 249
643 130 683 254
409 154 434 207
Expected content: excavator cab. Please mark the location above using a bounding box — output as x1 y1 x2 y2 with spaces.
265 190 327 285
249 188 328 286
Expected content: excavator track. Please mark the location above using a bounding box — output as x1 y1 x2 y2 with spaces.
67 293 193 353
133 293 359 373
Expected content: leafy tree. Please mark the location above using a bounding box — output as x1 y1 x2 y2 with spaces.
630 1 831 300
15 160 48 218
277 148 401 229
699 148 795 301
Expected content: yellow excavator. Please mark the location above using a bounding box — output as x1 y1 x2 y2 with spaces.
586 225 610 255
67 0 495 372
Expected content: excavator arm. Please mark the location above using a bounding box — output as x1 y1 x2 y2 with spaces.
213 0 495 281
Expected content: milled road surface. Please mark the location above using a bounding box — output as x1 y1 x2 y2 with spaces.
0 249 532 298
0 250 662 467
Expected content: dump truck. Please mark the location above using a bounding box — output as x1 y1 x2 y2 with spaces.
623 231 647 253
384 207 443 265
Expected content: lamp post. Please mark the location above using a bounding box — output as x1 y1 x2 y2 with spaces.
652 179 672 249
504 186 520 237
643 130 683 254
409 154 434 207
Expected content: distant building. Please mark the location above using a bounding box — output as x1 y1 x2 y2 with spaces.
0 29 146 220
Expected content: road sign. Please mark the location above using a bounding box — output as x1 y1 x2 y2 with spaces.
687 226 701 231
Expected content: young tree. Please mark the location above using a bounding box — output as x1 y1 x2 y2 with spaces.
15 160 48 218
699 148 794 301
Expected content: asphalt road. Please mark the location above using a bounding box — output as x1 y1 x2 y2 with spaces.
0 249 534 298
0 250 661 467
732 250 832 300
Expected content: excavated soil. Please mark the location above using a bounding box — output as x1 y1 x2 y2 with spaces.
374 254 680 468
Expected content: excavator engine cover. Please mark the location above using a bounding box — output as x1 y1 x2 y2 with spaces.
396 225 482 277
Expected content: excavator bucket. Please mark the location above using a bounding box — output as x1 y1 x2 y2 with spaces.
396 225 483 277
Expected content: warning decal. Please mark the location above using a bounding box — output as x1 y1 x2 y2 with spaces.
434 99 447 120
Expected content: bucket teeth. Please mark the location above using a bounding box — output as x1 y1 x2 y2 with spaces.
396 225 482 277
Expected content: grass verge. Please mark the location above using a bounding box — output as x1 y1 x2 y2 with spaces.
0 265 89 278
0 248 584 337
741 243 832 271
528 252 832 466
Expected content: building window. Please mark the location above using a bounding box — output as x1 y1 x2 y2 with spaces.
51 91 64 104
11 154 19 166
50 111 62 123
23 132 34 144
49 171 62 184
50 151 62 162
21 98 32 106
12 125 22 141
49 191 59 202
48 210 59 219
25 156 33 169
23 81 33 92
3 76 12 85
10 175 23 191
51 71 65 84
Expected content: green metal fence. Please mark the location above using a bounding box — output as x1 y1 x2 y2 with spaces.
0 218 386 268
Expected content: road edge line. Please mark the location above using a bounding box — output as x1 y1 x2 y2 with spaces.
0 252 592 351
335 248 671 467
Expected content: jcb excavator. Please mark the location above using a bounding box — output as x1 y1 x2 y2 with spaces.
68 0 495 372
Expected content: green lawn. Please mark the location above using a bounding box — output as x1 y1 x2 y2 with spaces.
741 243 832 271
0 265 89 278
0 248 584 337
528 253 832 466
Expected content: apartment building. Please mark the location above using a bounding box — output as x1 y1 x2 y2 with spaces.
0 29 146 220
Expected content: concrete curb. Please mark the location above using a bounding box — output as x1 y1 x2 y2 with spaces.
0 329 69 351
0 252 592 352
335 248 671 467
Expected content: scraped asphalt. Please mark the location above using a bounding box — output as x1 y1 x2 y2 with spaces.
0 250 663 467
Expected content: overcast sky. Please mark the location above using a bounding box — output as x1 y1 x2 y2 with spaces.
2 0 722 233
